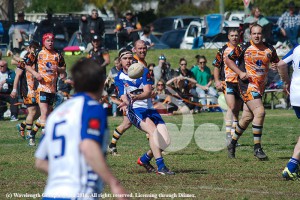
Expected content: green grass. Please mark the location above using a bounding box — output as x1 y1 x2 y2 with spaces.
1 109 300 200
0 50 296 199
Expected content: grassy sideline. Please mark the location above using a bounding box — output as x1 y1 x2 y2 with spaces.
1 49 298 200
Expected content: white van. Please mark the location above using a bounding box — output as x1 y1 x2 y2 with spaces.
180 18 240 49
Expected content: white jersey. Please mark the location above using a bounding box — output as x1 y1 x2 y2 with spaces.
114 67 153 109
35 93 108 199
282 45 300 106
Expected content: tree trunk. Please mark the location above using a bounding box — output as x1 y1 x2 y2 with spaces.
0 0 9 20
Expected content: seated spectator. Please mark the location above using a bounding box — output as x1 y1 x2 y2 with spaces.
140 25 155 49
277 1 300 47
153 55 175 85
147 63 155 81
175 58 194 94
0 60 18 121
105 57 122 117
190 55 218 112
8 11 35 53
80 9 105 44
57 72 72 99
114 10 142 48
243 7 270 42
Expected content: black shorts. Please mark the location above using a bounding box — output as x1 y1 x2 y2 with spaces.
38 91 56 106
225 82 241 99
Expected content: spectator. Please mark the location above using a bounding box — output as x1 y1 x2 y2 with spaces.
8 11 35 53
243 7 270 42
147 63 155 81
153 55 174 85
114 10 142 48
87 34 110 75
81 9 105 44
140 25 155 49
191 55 218 111
57 71 72 100
277 1 300 47
175 58 194 94
0 60 18 121
105 57 122 117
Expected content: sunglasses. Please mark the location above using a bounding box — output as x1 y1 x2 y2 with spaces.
157 84 164 86
180 63 187 66
199 62 206 64
0 65 6 67
92 13 98 15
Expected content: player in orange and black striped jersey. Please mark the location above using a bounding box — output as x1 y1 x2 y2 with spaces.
10 41 40 140
225 24 279 160
213 28 243 145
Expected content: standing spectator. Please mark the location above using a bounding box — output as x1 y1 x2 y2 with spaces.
8 11 35 53
0 60 18 121
114 10 142 48
35 58 128 199
191 55 218 111
80 9 105 44
87 34 110 75
153 55 174 85
140 25 155 49
277 1 300 47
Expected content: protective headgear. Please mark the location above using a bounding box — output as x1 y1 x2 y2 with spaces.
42 33 54 45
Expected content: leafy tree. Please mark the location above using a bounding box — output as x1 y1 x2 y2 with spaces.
27 0 83 13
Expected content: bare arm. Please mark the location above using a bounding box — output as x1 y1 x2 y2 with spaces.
25 65 42 81
10 69 22 98
225 58 248 80
101 54 110 68
130 84 152 101
35 159 49 174
277 60 289 83
213 67 223 90
80 139 128 199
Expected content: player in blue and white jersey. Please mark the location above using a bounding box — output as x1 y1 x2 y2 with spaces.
35 58 128 199
276 45 300 181
115 49 175 175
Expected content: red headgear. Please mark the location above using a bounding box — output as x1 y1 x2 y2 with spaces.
42 33 54 45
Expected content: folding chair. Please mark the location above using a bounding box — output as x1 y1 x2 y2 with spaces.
203 14 224 49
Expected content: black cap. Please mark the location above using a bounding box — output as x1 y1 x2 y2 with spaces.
125 10 133 15
288 1 296 8
92 35 102 41
18 11 24 17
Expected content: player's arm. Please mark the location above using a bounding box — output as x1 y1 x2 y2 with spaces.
35 159 49 174
225 47 248 80
80 140 128 199
10 68 22 98
130 84 152 101
101 52 110 68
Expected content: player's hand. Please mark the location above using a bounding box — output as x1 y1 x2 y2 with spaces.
215 81 223 91
34 73 42 81
10 91 17 98
270 62 278 71
129 93 139 102
239 72 248 81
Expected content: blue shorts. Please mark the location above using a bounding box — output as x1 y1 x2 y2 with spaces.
127 107 165 129
293 106 300 119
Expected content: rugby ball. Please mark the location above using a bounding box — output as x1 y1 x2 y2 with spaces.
218 93 228 110
128 63 144 79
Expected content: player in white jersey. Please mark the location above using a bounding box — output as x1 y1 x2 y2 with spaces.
115 49 175 175
35 58 128 199
276 45 300 180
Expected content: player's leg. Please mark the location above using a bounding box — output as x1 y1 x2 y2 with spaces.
108 115 132 155
246 98 267 159
282 106 300 180
139 118 174 175
224 89 235 144
227 103 253 158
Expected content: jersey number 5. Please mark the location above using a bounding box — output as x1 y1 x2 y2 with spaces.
53 120 66 159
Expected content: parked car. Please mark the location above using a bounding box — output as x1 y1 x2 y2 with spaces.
160 29 186 49
180 17 240 49
151 16 201 38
